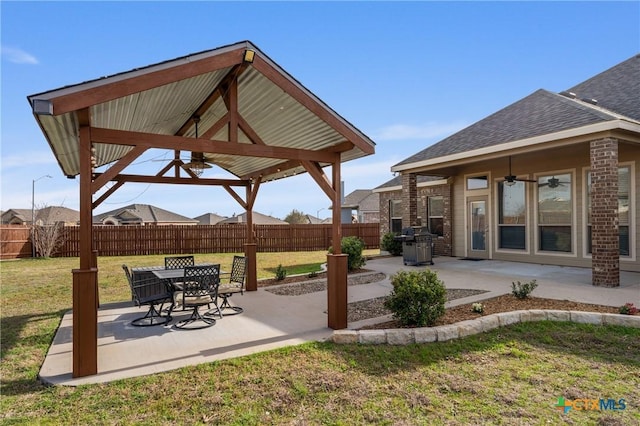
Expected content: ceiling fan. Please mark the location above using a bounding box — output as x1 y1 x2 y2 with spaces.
538 176 570 189
503 156 536 185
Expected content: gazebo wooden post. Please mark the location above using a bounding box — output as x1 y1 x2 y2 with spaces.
327 160 348 329
72 120 98 377
244 185 258 291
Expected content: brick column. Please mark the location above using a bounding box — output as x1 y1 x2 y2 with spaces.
590 138 619 287
401 173 417 229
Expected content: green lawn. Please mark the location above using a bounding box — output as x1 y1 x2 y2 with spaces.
1 252 639 425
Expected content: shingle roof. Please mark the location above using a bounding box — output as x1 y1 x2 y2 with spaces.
566 54 640 121
394 89 619 167
217 211 288 225
93 204 198 224
193 213 228 225
394 54 639 169
36 206 80 224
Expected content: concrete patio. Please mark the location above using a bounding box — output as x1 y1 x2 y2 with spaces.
39 256 640 386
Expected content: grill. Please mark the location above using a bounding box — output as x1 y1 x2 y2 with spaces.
395 226 434 266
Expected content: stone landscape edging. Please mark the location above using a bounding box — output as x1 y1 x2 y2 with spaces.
332 310 640 345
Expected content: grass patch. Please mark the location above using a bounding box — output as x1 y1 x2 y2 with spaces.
1 252 639 424
264 262 324 277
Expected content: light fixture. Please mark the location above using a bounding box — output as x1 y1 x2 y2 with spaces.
183 116 211 176
243 49 255 63
504 180 516 187
32 99 53 115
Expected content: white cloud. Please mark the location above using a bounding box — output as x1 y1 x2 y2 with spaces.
1 46 39 65
374 121 467 141
1 151 56 168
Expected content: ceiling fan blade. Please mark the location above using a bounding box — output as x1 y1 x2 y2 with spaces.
515 178 537 183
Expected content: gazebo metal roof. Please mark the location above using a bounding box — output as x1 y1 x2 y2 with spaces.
28 40 375 182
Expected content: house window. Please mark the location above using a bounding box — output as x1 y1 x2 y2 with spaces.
390 199 402 233
467 176 488 190
586 166 630 256
537 173 572 252
498 181 526 250
427 196 444 236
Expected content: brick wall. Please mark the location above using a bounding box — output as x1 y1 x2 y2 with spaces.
378 179 452 257
590 138 619 287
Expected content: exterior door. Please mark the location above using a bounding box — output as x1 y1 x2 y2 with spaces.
467 197 489 259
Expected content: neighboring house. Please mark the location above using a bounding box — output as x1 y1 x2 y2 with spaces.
193 213 228 225
305 214 331 224
1 209 33 225
93 204 198 225
382 54 640 286
1 207 80 225
217 211 288 225
343 189 380 223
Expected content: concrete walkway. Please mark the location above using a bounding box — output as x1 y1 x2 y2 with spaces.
39 256 639 386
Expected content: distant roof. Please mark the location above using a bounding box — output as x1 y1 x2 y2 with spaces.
393 54 640 171
217 211 288 225
343 189 379 212
37 206 80 224
93 204 198 224
193 213 228 225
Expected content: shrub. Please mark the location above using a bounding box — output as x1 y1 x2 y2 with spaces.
381 232 403 256
472 302 484 314
619 303 638 315
274 264 287 281
329 236 366 272
384 269 446 327
511 280 538 299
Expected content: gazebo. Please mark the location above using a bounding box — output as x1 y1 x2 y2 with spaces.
28 40 375 377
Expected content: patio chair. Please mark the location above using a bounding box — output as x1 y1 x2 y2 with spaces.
122 264 173 326
174 264 221 329
164 255 195 270
217 255 246 315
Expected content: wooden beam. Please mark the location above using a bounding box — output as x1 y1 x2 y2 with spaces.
201 112 230 139
223 185 247 210
301 160 335 200
238 114 266 145
51 48 245 116
246 177 261 211
96 173 250 187
92 181 124 210
252 55 375 155
91 146 147 194
90 127 339 163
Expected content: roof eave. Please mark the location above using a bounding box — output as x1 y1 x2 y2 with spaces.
391 120 640 174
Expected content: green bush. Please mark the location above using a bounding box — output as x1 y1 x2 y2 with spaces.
384 269 446 327
274 264 287 281
329 236 366 272
381 232 403 256
511 280 538 299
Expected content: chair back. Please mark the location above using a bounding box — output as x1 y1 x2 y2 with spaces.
122 264 143 306
229 256 247 287
182 264 220 301
123 264 171 306
165 255 195 269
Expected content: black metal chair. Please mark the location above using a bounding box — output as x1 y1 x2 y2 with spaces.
217 256 246 316
164 255 195 270
122 264 173 326
174 264 221 329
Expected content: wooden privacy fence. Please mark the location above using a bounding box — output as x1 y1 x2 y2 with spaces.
1 224 379 258
0 225 32 259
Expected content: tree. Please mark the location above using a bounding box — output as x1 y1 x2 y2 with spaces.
283 209 309 224
31 205 66 258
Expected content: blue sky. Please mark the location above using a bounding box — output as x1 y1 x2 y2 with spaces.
2 1 638 220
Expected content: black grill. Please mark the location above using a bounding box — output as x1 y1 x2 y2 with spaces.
395 226 434 266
